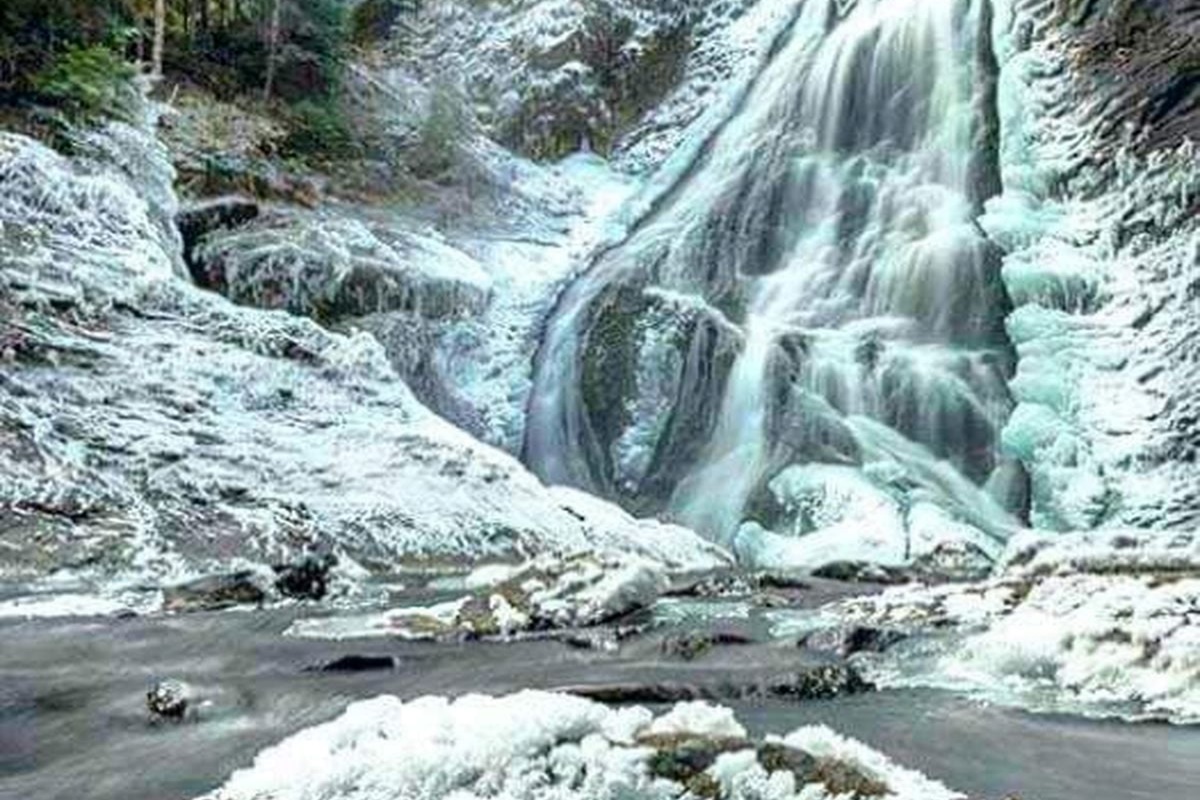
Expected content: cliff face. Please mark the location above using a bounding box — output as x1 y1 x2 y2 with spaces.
0 117 724 599
987 0 1200 531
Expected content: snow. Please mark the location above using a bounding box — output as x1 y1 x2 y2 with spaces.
832 528 1200 723
644 701 747 740
731 462 1002 572
194 212 493 320
0 128 727 595
0 593 131 620
422 152 641 452
199 691 963 800
287 552 673 640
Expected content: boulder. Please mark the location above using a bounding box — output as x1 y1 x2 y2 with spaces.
162 572 266 613
176 196 259 277
308 654 397 673
800 625 906 658
146 679 191 721
811 561 910 585
274 552 338 601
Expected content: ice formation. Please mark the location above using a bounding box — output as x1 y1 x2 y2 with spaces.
834 528 1200 723
287 552 673 640
984 0 1200 531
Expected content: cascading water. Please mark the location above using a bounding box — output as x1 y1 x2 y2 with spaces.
526 0 1026 565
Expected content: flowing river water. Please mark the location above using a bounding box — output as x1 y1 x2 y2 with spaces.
3 604 1199 800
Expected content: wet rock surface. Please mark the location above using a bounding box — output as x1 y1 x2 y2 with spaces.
177 197 259 277
146 679 191 721
272 553 338 601
306 654 397 673
163 573 267 614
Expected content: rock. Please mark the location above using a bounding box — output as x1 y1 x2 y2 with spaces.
556 662 873 705
756 572 814 591
381 553 670 640
800 625 906 658
146 679 190 720
192 213 491 322
176 196 259 277
558 683 707 704
645 734 752 785
811 561 909 585
756 742 818 779
910 541 995 583
759 738 889 797
665 571 757 599
767 664 874 700
307 654 397 673
274 551 338 601
660 631 754 661
162 572 266 613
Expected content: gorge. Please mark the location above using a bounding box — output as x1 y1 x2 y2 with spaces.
2 1 1199 799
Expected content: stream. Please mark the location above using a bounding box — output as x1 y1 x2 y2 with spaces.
3 605 1199 800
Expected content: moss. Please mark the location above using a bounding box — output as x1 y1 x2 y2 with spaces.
31 45 137 123
642 734 751 787
756 744 888 799
579 281 654 469
810 758 889 798
452 595 497 637
685 773 722 799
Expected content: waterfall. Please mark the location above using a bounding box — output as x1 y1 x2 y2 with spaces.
526 0 1024 563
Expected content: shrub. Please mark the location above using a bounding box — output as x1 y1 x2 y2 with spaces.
408 81 471 179
31 45 137 121
281 97 358 162
350 0 420 46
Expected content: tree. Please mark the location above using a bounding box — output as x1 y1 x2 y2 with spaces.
263 0 282 100
151 0 165 76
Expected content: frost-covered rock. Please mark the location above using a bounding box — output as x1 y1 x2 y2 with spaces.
0 131 726 600
392 1 699 162
193 211 492 322
287 552 672 640
832 528 1200 723
147 679 192 720
199 691 963 800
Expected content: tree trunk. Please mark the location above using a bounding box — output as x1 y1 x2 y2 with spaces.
263 0 283 101
151 0 166 77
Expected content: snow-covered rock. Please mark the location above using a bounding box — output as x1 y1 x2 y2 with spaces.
832 528 1200 723
287 552 673 640
0 129 726 599
198 691 963 800
192 211 492 322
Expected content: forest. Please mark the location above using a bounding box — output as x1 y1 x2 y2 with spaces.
0 0 414 116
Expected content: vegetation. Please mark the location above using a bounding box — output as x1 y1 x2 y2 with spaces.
1 0 471 196
1 1 351 115
31 44 140 122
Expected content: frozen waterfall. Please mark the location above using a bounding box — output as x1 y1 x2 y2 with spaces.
525 0 1025 565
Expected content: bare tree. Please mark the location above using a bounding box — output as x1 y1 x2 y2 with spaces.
151 0 166 77
263 0 283 100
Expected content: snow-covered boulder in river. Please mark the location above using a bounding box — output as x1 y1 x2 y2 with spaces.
832 528 1200 723
288 551 671 640
199 691 963 800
